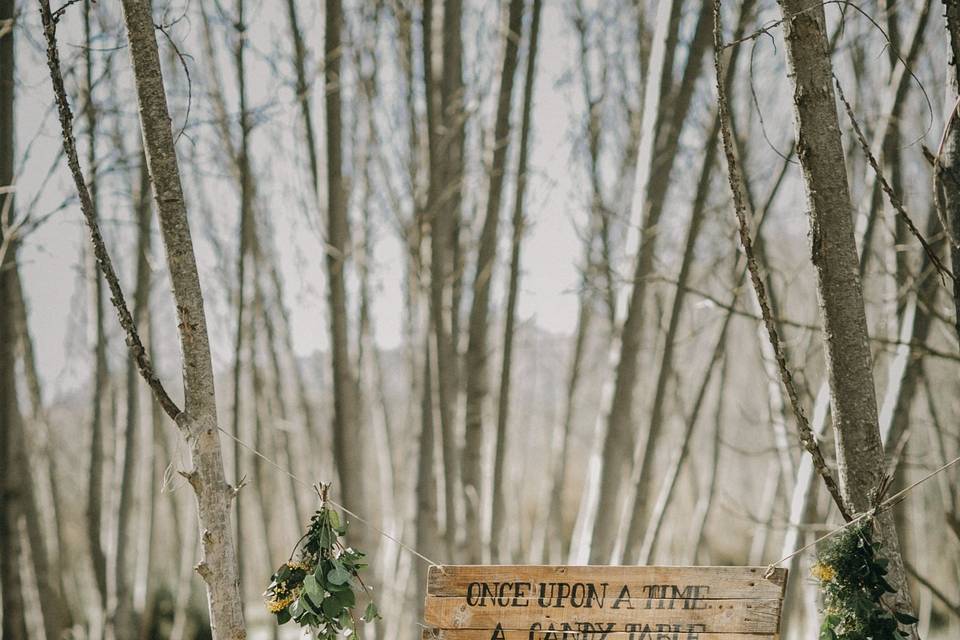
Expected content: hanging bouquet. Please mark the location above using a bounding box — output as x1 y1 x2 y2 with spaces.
812 521 917 640
264 485 380 638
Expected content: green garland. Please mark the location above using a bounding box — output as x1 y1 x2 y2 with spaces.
812 522 917 640
264 493 380 638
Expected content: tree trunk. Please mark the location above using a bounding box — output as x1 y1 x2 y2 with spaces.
248 309 280 640
112 147 153 639
587 0 707 564
258 272 306 531
941 0 960 343
0 243 27 640
136 370 163 640
118 2 247 636
854 0 932 279
428 0 466 556
229 0 254 602
878 209 943 455
169 508 199 640
687 356 726 565
325 0 367 523
573 0 683 564
622 0 753 562
0 2 27 634
11 270 73 639
777 0 915 623
83 0 110 618
737 135 799 507
282 0 333 479
415 335 441 625
491 0 542 563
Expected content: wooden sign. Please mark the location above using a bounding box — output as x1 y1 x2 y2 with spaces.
423 565 787 640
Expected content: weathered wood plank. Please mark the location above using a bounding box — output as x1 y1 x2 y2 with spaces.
422 631 778 640
427 566 786 601
423 597 782 634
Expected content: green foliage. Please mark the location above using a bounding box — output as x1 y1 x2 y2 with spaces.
813 523 917 640
264 502 381 638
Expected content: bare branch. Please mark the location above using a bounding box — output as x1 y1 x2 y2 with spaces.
37 0 183 425
712 0 851 522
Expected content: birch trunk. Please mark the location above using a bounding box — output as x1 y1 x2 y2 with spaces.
258 274 305 530
777 0 915 623
544 3 632 561
853 0 932 279
0 362 27 640
118 1 246 636
137 375 162 640
687 356 726 565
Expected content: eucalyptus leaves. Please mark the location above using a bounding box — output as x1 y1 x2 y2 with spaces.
264 489 380 637
813 522 917 640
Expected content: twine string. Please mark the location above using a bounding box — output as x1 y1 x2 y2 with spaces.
214 423 959 574
766 452 960 576
217 426 442 567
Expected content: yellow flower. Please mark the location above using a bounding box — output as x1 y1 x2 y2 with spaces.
811 562 836 582
265 585 300 613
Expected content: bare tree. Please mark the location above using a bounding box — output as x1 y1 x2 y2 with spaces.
621 0 753 563
10 270 72 638
229 0 255 601
776 0 916 625
491 0 543 562
941 0 960 342
325 0 368 523
39 0 248 635
428 0 467 554
113 146 153 638
82 0 110 618
119 0 248 633
584 0 711 564
0 7 27 634
462 0 525 563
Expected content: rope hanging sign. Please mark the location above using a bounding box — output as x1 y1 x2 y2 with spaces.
422 565 787 639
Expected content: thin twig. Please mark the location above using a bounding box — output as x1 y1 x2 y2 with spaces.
219 426 441 566
713 0 852 522
834 76 953 282
769 451 960 570
903 561 960 617
932 95 960 248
